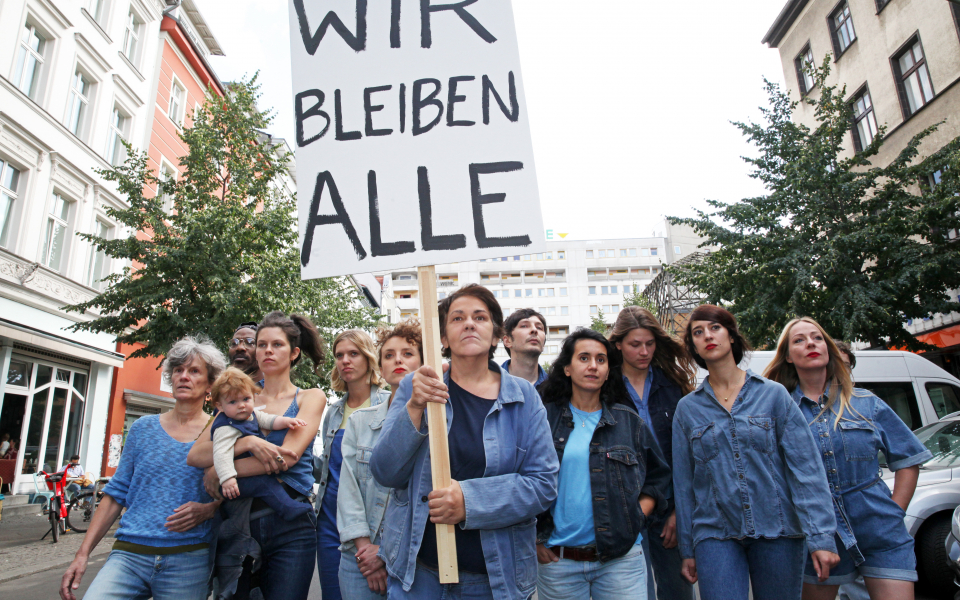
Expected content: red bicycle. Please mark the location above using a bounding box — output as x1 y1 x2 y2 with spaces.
39 468 83 543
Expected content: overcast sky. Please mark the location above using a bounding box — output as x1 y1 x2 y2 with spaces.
199 0 788 241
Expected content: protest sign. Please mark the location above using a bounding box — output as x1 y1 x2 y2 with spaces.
289 0 545 279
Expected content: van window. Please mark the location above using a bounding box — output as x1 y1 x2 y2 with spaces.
926 383 960 419
857 382 922 431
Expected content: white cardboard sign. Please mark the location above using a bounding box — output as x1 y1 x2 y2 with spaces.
289 0 545 279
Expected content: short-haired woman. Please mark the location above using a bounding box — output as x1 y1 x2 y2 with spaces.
61 336 227 600
188 311 327 600
370 284 558 599
765 317 930 600
316 329 390 600
536 328 671 600
672 305 840 600
338 320 424 599
608 306 695 600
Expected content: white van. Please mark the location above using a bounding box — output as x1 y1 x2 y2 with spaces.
696 350 960 431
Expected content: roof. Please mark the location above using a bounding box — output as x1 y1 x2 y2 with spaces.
762 0 810 48
179 0 224 56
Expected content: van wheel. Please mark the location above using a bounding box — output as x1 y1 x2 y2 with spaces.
918 514 955 597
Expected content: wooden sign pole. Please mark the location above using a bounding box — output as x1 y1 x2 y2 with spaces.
417 265 459 583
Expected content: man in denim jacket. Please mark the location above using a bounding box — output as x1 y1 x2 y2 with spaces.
370 365 558 600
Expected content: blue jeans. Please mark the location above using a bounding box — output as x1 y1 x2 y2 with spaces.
642 520 694 600
340 549 386 599
234 508 317 600
537 543 646 600
694 537 805 600
387 562 493 600
83 548 210 600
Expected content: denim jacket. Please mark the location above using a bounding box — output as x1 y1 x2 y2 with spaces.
672 370 838 559
536 400 673 562
314 385 390 508
793 385 932 564
369 362 558 600
338 399 394 553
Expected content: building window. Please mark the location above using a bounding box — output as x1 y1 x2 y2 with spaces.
629 248 637 257
514 289 522 298
674 245 682 255
105 106 129 165
929 170 958 240
795 45 815 94
640 248 649 257
851 87 878 152
14 23 46 99
122 10 143 64
169 78 186 127
588 286 596 295
525 288 532 297
601 286 609 295
561 306 569 316
586 250 594 258
87 220 111 290
620 249 627 257
88 0 107 22
894 39 934 117
651 248 658 256
876 0 890 11
560 287 567 296
0 160 22 248
557 251 565 259
829 2 856 56
159 159 177 211
590 305 599 315
66 69 92 137
546 307 556 316
42 193 72 272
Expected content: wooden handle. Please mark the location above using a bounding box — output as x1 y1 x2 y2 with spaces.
417 265 459 583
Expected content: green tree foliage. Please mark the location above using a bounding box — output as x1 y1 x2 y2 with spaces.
589 309 608 335
623 282 659 317
669 60 960 350
68 76 379 389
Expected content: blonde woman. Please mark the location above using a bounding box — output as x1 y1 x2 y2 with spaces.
765 318 931 600
316 330 390 600
338 320 423 599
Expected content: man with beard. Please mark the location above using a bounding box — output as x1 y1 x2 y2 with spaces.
228 321 263 384
501 308 548 386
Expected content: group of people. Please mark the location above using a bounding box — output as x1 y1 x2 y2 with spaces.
57 286 931 600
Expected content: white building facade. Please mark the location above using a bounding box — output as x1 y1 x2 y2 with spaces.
0 0 169 493
377 222 708 365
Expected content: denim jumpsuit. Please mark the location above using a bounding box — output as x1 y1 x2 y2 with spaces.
793 386 932 584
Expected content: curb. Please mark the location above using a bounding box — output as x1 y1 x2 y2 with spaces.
0 543 112 585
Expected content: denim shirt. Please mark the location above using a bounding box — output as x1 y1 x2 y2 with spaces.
793 385 933 564
369 362 558 600
314 385 390 509
672 370 838 559
337 399 393 554
536 400 672 562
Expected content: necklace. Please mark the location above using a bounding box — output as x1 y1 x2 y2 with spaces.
718 370 746 402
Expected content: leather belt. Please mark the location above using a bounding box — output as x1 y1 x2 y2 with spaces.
549 546 598 562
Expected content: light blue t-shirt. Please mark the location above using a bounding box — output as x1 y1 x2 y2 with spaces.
624 373 655 437
548 406 644 548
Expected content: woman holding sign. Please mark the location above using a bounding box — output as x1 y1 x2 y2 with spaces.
370 284 558 600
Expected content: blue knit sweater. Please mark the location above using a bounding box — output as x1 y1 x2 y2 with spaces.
103 415 214 547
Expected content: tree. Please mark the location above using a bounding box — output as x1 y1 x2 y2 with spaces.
589 309 608 335
668 59 960 350
68 76 379 389
623 282 658 317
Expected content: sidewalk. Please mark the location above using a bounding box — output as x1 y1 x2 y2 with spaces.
0 512 116 584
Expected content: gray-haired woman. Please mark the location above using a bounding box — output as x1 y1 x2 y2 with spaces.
60 336 227 600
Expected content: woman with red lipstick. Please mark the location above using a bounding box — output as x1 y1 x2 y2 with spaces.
317 330 390 600
337 320 424 600
672 305 839 600
608 307 695 600
765 318 929 600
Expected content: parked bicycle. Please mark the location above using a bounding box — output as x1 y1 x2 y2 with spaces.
65 476 111 533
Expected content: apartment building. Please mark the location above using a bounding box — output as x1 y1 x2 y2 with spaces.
377 222 709 365
764 0 960 376
100 0 225 475
0 0 177 493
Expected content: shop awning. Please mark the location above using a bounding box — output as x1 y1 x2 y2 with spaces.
915 323 960 351
0 318 125 368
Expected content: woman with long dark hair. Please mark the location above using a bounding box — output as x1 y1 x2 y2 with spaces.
765 317 929 600
672 305 839 600
189 311 327 600
536 328 671 600
607 307 694 600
